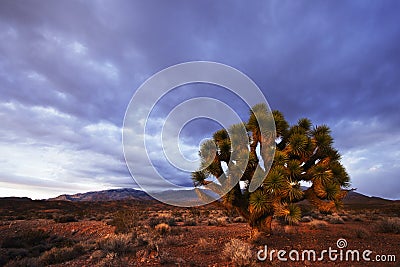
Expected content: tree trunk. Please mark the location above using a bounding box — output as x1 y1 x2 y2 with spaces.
250 215 272 239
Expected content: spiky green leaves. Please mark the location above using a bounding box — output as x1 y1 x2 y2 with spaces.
286 159 303 180
297 118 312 132
247 103 268 131
272 110 289 137
288 133 309 157
212 129 231 162
284 181 304 202
273 150 288 166
213 129 229 143
249 190 273 214
330 162 350 187
263 167 286 195
310 163 333 186
191 171 207 187
199 139 217 162
286 203 302 225
314 181 340 200
274 203 302 225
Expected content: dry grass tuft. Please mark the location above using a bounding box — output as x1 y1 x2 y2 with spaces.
222 238 252 266
154 223 171 235
377 218 400 234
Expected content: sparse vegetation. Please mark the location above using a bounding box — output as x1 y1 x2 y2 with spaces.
0 196 399 266
1 230 49 249
108 210 139 233
222 238 252 266
154 223 171 235
39 243 84 265
377 217 400 234
183 218 197 226
355 227 370 239
98 234 136 255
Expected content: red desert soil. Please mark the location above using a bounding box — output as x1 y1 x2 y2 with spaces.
1 218 399 266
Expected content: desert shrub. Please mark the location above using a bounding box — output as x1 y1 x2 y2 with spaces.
216 217 228 226
183 219 197 226
97 252 130 267
189 208 200 218
148 217 162 228
98 234 135 255
1 230 49 249
48 235 75 248
154 223 170 235
223 239 252 266
89 249 105 262
4 257 41 267
202 210 210 217
355 228 369 239
197 237 215 254
165 217 177 226
109 210 139 234
207 219 218 226
12 248 29 257
197 238 208 249
171 210 181 217
54 215 78 223
158 251 178 265
222 208 239 219
39 244 84 265
377 218 400 234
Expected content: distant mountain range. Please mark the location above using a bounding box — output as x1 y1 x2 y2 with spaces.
46 187 398 205
48 188 152 202
47 188 209 205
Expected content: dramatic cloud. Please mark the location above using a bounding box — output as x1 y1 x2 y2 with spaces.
0 0 399 199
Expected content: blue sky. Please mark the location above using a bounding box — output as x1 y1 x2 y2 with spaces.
0 0 399 199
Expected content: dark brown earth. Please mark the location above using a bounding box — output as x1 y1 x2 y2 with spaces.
0 198 399 266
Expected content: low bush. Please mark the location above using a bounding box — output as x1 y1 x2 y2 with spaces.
98 234 136 255
109 210 139 234
1 230 49 249
355 228 369 239
148 217 162 228
377 218 400 234
223 238 252 266
154 223 170 235
39 244 84 265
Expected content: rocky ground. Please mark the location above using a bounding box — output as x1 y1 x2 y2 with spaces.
0 199 399 266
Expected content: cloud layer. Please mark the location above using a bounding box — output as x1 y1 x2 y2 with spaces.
0 0 399 199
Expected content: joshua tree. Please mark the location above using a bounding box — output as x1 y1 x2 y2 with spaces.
191 103 350 238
